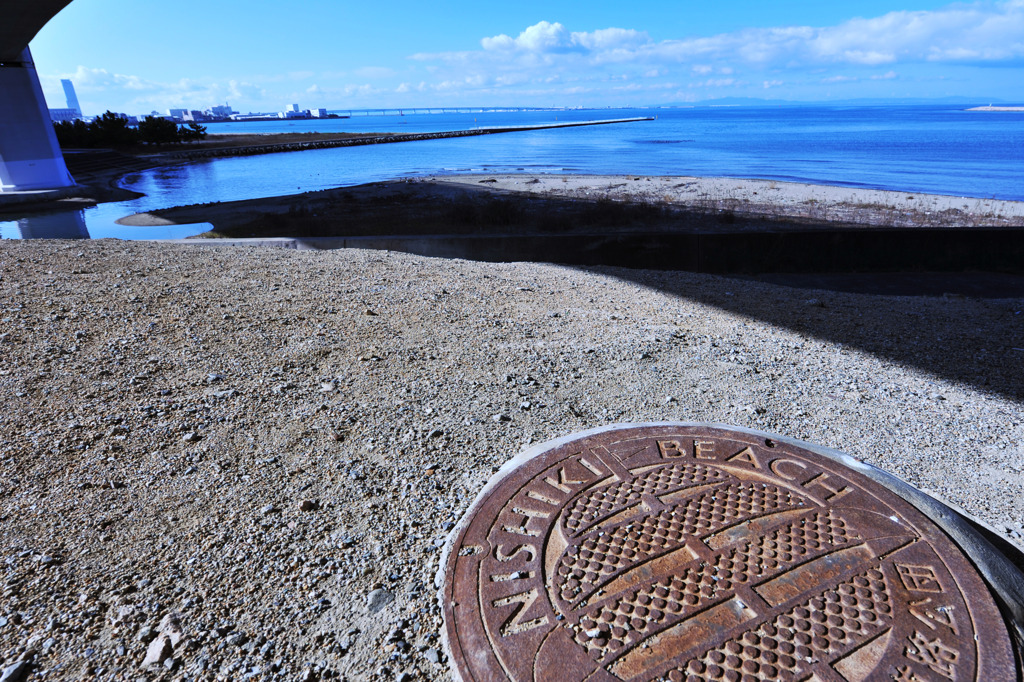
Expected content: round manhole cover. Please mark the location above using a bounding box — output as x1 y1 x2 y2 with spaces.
440 424 1015 682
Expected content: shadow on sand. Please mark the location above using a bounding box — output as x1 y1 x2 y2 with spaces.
584 264 1024 405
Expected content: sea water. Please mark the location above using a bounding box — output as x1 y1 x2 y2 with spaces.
2 105 1022 239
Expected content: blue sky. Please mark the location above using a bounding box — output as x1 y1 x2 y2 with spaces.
31 0 1024 114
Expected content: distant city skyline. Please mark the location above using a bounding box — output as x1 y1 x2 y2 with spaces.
30 0 1024 114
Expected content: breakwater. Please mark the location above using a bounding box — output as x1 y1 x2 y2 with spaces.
156 117 654 162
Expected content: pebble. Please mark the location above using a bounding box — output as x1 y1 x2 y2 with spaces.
141 634 173 667
0 661 31 682
226 632 249 647
366 589 395 613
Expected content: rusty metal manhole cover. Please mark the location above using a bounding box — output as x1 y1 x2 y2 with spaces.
440 424 1015 682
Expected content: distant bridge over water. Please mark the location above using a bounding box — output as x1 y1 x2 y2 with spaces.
342 108 565 117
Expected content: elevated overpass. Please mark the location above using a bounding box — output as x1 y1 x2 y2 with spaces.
0 1 77 191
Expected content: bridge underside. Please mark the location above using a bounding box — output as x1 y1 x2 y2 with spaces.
0 0 77 192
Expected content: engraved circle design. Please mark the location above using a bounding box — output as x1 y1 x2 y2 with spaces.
440 424 1015 682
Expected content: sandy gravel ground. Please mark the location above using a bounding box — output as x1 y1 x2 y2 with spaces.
2 240 1023 681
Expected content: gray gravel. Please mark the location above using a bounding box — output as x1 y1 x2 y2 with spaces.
1 240 1023 680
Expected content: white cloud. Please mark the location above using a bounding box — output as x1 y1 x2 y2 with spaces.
406 3 1024 102
481 21 650 55
691 78 737 88
571 28 649 51
41 66 268 113
482 21 570 52
460 3 1024 70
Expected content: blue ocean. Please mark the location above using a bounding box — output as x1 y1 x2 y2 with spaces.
2 105 1022 239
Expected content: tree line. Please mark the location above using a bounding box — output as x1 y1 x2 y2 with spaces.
53 111 208 148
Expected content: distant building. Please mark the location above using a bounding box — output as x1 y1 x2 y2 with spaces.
168 108 188 120
184 110 211 122
61 79 82 116
230 113 273 121
287 103 300 113
209 104 235 117
310 108 328 118
48 108 80 122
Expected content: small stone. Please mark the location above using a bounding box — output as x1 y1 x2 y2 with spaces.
298 499 319 512
163 657 178 671
665 395 677 403
0 660 32 682
141 634 173 667
365 589 395 613
261 504 279 515
159 612 184 646
396 673 412 682
428 428 444 438
109 604 136 627
492 414 512 423
205 373 223 384
182 432 201 443
226 632 249 647
423 648 441 664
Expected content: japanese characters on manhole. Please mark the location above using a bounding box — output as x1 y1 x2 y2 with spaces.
440 424 1014 682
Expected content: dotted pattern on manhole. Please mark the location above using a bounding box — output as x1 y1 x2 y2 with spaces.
440 424 1015 682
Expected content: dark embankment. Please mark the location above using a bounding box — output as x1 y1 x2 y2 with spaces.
133 179 1024 276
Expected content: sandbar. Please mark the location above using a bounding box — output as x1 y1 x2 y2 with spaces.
119 174 1024 234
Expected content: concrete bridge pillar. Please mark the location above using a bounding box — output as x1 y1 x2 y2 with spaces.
0 47 74 192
